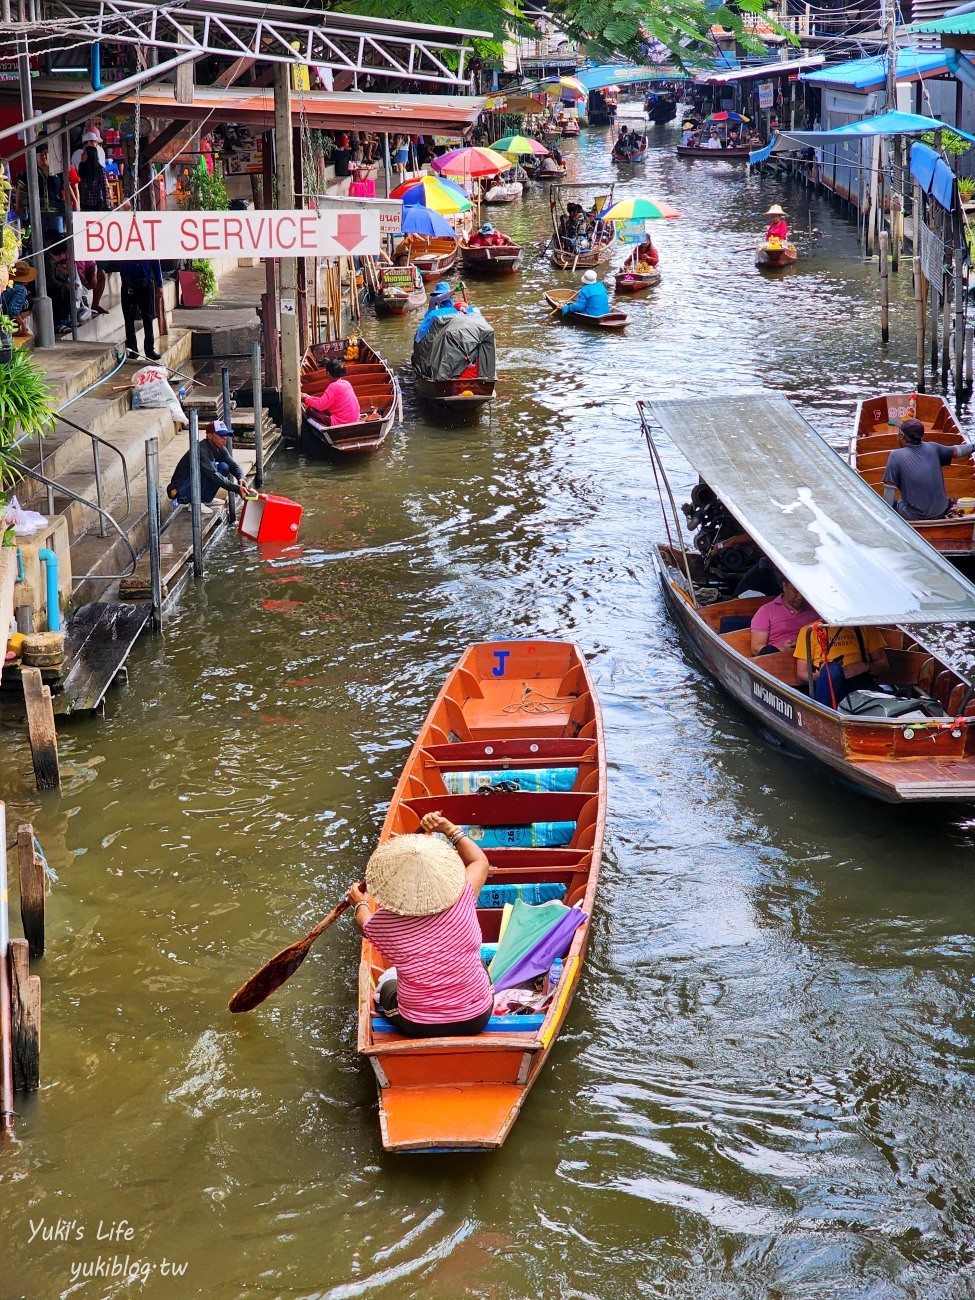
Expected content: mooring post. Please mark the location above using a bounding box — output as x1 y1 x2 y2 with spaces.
222 364 237 526
17 825 43 959
188 410 203 579
966 323 974 395
930 275 939 379
880 231 890 343
942 273 952 390
914 257 926 392
252 341 265 490
145 437 163 634
8 939 40 1093
22 667 59 791
955 249 965 398
0 802 14 1136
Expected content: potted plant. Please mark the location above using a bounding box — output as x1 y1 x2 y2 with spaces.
0 348 56 514
178 257 217 308
959 176 975 207
0 312 15 366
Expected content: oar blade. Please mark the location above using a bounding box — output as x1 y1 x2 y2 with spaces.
228 937 315 1013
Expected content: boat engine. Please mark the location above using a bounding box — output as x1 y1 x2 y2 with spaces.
681 483 759 588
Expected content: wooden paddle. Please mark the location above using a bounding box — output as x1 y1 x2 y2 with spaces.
227 883 365 1013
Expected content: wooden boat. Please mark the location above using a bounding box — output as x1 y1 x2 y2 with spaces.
562 118 580 136
392 233 459 283
548 182 615 269
356 639 605 1151
851 392 975 558
411 305 497 412
676 144 752 161
644 393 975 803
483 177 523 204
460 237 523 274
755 239 798 268
614 248 661 293
544 288 629 330
611 136 648 164
525 160 567 182
299 337 400 455
374 264 426 317
644 95 678 124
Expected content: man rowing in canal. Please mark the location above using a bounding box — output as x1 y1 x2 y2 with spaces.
562 270 610 318
882 417 975 520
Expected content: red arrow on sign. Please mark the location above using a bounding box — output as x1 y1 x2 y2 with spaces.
335 213 364 251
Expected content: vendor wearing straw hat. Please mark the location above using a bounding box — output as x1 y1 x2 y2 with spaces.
348 811 494 1037
765 204 789 241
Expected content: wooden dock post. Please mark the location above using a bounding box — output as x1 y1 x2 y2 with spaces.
0 803 15 1136
914 257 926 393
880 231 890 343
954 249 965 399
22 665 60 791
930 275 939 379
966 323 974 395
8 939 40 1093
942 273 952 391
17 825 44 958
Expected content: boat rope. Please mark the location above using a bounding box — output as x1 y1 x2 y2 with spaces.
502 684 577 715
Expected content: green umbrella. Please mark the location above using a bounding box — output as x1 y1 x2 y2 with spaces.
491 134 550 157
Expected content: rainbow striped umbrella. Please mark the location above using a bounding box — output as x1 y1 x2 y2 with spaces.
491 134 550 156
432 146 513 178
389 175 472 213
597 196 682 221
544 75 587 102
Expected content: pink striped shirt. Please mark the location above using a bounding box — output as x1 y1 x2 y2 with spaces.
364 883 493 1024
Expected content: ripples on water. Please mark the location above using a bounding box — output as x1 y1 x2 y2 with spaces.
4 124 975 1299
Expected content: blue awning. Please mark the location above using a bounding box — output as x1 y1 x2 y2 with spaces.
573 63 688 90
801 49 952 90
766 110 975 155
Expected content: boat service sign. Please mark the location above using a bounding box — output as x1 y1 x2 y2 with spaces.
73 209 382 261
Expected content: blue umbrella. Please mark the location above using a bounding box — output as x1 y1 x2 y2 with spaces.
400 204 457 237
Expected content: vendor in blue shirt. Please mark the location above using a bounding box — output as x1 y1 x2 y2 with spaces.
562 269 609 318
416 280 476 341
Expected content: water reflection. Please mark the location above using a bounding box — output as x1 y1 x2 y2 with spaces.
2 122 975 1299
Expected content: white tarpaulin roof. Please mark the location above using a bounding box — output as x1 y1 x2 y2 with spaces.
650 393 975 626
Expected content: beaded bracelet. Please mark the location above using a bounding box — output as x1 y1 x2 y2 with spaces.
448 828 467 846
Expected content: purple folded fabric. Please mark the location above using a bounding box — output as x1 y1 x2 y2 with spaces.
492 907 588 992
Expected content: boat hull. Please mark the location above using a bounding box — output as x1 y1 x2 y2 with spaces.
460 244 523 274
654 545 975 803
850 392 975 557
356 640 605 1151
755 241 798 267
413 373 496 409
611 145 647 164
676 145 751 161
299 338 399 455
544 290 628 329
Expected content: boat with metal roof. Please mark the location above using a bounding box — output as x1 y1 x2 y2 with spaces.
850 391 975 558
642 393 975 803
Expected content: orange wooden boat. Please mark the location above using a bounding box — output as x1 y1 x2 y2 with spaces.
851 392 975 558
356 640 605 1152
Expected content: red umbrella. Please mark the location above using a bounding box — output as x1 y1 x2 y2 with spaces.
431 147 512 178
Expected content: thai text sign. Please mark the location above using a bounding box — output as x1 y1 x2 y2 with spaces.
73 209 381 260
315 195 403 236
758 82 774 110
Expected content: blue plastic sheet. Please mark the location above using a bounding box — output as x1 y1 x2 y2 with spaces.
444 767 578 795
911 141 938 193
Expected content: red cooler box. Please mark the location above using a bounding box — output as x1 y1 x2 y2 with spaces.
238 492 303 543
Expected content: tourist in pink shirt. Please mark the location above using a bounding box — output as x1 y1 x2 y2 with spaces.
304 358 361 426
348 811 494 1038
750 576 818 656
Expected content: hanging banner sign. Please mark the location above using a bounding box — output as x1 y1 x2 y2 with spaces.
614 219 647 245
314 195 403 236
757 81 774 110
73 209 381 260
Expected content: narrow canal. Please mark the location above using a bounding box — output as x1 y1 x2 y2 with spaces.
4 122 975 1299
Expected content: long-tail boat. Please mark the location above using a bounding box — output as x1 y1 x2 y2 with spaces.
300 337 400 455
356 639 605 1152
544 288 628 330
676 142 752 161
642 393 975 803
851 392 975 558
549 182 615 269
374 264 426 317
392 233 459 283
460 234 523 275
611 135 648 163
614 247 661 293
755 238 798 268
524 160 567 182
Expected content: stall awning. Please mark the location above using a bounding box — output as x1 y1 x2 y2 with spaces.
649 394 975 626
763 110 975 155
24 82 486 136
696 54 826 85
573 64 687 90
801 49 953 90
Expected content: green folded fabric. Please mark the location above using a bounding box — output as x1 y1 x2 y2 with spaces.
487 897 573 985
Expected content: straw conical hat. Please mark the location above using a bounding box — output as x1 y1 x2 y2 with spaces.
765 204 787 216
366 834 465 916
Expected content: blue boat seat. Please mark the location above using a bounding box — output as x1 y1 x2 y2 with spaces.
372 1014 544 1034
476 882 566 907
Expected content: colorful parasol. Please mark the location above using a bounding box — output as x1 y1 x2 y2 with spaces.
400 204 457 238
544 75 587 102
706 111 750 124
491 134 550 156
432 146 513 178
598 196 682 221
485 93 546 115
389 175 472 213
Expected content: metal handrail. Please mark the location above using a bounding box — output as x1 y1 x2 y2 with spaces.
0 450 138 576
52 411 133 533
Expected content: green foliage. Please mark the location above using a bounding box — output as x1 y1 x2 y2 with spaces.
190 259 217 301
187 158 229 212
958 175 975 200
0 349 57 486
922 129 971 158
0 314 16 336
0 172 21 272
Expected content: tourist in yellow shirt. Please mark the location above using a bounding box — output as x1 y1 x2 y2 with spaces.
794 624 889 705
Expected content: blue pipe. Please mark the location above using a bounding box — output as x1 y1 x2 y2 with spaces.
16 548 24 583
90 43 102 92
38 548 60 633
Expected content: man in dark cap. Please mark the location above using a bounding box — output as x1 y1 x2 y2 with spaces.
882 417 975 520
166 420 250 516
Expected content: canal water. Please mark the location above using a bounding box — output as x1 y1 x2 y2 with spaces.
4 122 975 1300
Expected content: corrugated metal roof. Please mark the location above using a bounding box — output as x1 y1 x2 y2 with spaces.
802 49 950 88
648 394 975 626
911 10 975 32
697 54 826 84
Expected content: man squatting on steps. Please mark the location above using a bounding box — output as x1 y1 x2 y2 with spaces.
166 420 250 515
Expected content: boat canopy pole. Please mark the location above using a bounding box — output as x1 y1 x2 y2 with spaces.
637 401 698 607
